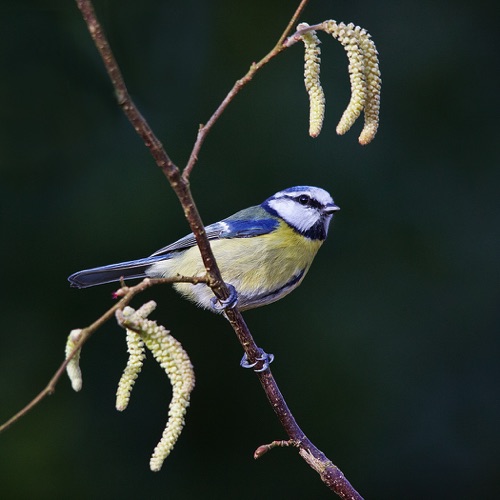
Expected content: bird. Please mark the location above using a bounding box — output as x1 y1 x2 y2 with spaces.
68 186 339 312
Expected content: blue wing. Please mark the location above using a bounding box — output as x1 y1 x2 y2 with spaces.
150 206 279 257
69 205 279 288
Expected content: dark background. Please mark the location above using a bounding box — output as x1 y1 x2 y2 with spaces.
1 1 499 498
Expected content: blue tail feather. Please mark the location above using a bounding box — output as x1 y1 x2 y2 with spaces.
68 254 168 289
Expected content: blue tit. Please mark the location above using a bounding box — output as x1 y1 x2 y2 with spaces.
68 186 339 312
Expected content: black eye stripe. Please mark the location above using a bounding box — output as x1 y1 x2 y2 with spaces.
285 194 323 210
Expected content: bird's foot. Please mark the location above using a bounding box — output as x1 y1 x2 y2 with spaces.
240 349 275 373
210 284 238 311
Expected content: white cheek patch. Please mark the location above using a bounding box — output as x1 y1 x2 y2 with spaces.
268 198 321 233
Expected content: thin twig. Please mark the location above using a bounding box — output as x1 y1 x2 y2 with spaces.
183 0 310 180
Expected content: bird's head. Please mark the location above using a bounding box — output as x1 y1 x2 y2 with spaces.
262 186 340 240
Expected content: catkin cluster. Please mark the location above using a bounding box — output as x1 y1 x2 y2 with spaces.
295 20 381 144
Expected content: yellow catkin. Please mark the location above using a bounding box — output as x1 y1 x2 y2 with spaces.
323 20 381 144
324 21 367 136
116 302 195 472
116 329 145 411
65 329 83 392
298 23 325 138
355 26 381 145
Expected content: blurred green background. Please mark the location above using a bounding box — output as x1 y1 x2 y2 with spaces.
1 0 499 498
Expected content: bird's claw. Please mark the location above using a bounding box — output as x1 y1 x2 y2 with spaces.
210 284 238 311
240 349 275 373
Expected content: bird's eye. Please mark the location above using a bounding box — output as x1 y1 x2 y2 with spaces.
298 195 310 206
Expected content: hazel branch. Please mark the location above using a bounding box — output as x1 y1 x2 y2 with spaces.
73 2 363 497
0 276 206 434
3 2 370 498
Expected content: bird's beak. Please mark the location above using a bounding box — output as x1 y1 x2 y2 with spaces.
325 203 340 214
